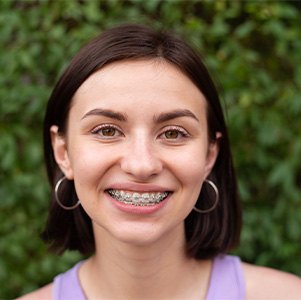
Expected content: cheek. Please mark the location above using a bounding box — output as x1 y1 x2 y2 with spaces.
69 143 115 189
69 145 116 215
172 144 207 171
165 145 208 188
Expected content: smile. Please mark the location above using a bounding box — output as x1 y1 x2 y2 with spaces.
107 189 169 206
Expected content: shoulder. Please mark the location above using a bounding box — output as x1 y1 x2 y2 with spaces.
17 283 53 300
242 262 301 300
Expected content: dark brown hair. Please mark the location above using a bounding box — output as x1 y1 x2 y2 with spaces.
42 24 241 259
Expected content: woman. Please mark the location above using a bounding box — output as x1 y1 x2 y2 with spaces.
21 24 300 300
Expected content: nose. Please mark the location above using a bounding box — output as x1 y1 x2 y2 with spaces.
120 136 163 180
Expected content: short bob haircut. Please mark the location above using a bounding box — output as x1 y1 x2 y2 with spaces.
42 24 241 259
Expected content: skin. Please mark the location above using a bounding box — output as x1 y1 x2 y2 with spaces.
55 59 218 248
19 60 301 300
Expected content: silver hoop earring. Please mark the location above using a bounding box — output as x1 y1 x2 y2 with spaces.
55 176 81 210
193 179 219 214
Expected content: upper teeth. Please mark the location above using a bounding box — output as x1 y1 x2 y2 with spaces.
108 190 168 206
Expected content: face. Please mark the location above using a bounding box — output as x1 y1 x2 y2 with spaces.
51 60 219 248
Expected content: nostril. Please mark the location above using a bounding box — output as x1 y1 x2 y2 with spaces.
120 153 163 179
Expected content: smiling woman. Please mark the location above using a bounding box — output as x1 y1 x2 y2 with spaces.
19 24 301 300
51 59 218 249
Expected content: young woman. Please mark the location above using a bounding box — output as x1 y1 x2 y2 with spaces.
21 24 300 300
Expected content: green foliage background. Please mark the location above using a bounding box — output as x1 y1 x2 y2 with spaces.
0 0 300 298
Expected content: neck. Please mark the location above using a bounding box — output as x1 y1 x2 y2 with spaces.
80 224 211 299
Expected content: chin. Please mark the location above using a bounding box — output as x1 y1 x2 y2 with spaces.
115 224 165 246
95 219 178 248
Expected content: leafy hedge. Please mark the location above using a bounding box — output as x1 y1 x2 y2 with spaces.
1 1 300 298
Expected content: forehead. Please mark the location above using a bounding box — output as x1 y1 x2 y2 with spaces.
71 59 207 116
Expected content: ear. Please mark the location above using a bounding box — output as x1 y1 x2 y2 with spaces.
50 125 74 180
204 132 222 178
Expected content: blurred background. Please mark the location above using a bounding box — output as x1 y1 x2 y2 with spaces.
0 0 300 298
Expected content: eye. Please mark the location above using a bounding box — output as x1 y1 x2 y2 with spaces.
159 126 190 140
101 127 116 137
91 124 123 139
164 130 180 139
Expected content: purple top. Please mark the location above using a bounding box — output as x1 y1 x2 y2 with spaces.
53 255 245 299
206 255 245 300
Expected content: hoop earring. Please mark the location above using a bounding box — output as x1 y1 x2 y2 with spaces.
193 179 219 214
54 176 81 210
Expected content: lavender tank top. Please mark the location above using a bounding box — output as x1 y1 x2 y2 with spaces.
53 255 245 299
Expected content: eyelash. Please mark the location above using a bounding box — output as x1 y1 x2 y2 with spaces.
159 126 190 140
91 124 123 138
90 124 190 140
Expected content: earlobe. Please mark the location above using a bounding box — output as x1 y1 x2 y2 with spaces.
205 132 222 177
50 125 74 179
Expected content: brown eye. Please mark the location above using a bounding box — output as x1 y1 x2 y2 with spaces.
164 130 179 139
91 124 123 140
159 126 189 141
101 127 116 136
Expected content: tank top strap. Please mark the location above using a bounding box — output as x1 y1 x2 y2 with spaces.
206 255 246 300
53 261 86 300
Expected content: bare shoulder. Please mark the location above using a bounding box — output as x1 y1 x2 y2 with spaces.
243 262 301 300
17 283 53 300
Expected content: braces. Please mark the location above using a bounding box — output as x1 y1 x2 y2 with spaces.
108 190 168 206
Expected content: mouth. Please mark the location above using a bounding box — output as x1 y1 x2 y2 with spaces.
107 189 170 206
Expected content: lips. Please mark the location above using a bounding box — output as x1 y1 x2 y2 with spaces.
107 189 170 206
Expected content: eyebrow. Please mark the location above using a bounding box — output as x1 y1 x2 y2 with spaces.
154 109 199 123
81 108 199 123
81 108 127 122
